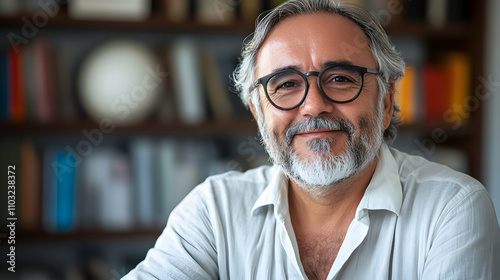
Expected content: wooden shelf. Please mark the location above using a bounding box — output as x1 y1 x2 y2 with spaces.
18 228 162 242
399 121 473 138
0 118 258 136
0 12 255 34
0 12 472 39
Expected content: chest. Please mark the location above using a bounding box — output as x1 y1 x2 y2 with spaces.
296 232 346 280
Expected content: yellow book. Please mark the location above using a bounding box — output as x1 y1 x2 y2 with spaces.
444 52 471 126
395 65 417 125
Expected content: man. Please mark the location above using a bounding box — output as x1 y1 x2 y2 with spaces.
124 0 500 279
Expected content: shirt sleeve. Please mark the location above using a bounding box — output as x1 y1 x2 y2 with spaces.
421 188 500 280
122 183 219 280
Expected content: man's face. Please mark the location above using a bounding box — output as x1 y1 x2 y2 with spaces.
252 13 393 193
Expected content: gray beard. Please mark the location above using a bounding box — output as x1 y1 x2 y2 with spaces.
258 111 384 198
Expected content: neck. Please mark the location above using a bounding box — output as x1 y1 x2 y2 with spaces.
288 156 378 232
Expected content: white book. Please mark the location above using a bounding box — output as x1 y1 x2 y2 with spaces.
156 139 178 225
80 148 133 230
101 153 133 230
69 0 151 21
169 40 207 125
130 138 156 228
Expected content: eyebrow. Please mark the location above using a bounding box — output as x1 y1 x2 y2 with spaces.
268 59 354 74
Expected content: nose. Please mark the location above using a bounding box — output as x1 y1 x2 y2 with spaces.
299 75 335 117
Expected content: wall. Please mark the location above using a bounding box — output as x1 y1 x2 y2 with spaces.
484 0 500 225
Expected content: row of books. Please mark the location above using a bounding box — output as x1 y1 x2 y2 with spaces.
0 137 267 233
0 0 471 27
0 37 248 125
0 40 61 123
0 0 286 23
395 52 471 126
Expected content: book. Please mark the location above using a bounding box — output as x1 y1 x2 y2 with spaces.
169 40 207 124
156 140 204 221
199 47 234 121
443 52 471 126
69 0 151 21
9 47 26 123
33 39 57 123
130 138 156 228
79 148 133 230
423 65 449 121
395 65 418 125
155 139 177 225
43 149 78 232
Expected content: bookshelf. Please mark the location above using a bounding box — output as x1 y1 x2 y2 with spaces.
0 0 487 278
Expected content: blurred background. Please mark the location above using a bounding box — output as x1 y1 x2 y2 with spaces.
0 0 499 279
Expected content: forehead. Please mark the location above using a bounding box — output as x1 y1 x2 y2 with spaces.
255 13 376 76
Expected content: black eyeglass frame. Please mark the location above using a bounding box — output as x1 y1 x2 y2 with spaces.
253 64 379 111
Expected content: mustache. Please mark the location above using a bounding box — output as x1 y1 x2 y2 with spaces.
285 117 355 145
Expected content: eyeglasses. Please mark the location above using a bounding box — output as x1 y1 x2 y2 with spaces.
253 64 379 111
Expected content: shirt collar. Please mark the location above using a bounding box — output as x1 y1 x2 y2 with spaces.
357 144 402 216
250 144 403 218
251 166 290 221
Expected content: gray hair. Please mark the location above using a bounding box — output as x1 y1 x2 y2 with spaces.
232 0 406 142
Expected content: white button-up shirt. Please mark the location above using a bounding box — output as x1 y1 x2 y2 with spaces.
123 145 500 279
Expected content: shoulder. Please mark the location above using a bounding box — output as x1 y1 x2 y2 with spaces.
388 147 494 231
389 147 484 198
201 164 276 196
175 165 277 216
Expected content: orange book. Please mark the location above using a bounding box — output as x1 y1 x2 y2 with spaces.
395 66 417 124
443 52 471 126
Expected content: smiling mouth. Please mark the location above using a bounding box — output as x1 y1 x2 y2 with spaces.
295 129 345 139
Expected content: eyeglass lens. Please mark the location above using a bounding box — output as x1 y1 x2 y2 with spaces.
265 67 363 109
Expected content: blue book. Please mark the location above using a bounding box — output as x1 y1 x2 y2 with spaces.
0 49 9 121
55 151 77 231
44 149 77 232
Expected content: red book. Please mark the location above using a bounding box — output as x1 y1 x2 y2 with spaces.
8 48 26 122
423 65 449 121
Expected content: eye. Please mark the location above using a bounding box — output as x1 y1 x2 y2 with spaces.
332 76 351 83
279 81 296 88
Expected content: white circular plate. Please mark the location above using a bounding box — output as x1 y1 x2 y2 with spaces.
78 40 162 126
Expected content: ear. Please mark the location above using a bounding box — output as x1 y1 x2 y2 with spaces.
249 101 258 121
383 79 395 130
